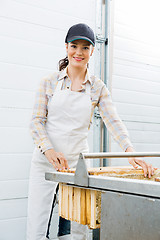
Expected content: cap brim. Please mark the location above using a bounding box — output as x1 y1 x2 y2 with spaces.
67 36 95 46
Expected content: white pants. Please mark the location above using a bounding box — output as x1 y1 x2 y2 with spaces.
71 222 88 240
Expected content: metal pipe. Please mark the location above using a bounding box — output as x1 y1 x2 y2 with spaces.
82 152 160 159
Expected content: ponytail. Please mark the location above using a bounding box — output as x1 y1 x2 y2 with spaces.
58 56 69 71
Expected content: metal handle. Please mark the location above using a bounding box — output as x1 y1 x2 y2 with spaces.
81 152 160 159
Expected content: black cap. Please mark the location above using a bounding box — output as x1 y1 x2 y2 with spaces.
65 23 95 46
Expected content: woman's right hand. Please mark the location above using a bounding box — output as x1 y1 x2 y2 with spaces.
44 149 69 171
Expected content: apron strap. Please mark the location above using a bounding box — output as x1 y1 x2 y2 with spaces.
55 80 63 92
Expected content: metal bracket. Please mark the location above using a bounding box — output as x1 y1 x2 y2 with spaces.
96 34 108 45
74 153 89 187
94 110 101 119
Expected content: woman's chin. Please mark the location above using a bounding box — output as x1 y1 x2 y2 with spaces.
70 61 86 68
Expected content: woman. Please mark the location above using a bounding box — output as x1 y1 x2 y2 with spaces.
27 23 155 240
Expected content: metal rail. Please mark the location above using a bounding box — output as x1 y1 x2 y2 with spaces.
82 152 160 159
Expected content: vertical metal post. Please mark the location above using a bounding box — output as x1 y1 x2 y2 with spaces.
93 0 109 238
103 0 110 167
93 1 109 238
93 0 109 168
93 0 110 168
93 0 103 168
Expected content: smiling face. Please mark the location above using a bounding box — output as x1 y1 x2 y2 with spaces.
65 39 94 69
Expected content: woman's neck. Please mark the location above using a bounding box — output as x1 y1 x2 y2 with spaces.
67 64 87 83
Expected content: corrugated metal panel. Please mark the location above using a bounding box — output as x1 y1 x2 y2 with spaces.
110 0 160 168
0 0 96 239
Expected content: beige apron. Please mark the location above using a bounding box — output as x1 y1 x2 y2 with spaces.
27 79 91 240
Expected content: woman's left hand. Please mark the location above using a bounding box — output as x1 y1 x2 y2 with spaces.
126 146 157 178
128 157 156 178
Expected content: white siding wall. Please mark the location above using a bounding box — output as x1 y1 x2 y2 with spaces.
110 0 160 167
0 1 96 239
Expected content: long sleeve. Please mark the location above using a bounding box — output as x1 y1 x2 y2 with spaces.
97 83 133 151
30 77 54 153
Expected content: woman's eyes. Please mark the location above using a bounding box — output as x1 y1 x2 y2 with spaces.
70 45 89 50
83 47 89 50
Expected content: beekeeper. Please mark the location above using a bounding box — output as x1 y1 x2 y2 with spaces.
27 23 155 240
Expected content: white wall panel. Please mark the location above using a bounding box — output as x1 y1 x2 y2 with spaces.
0 17 65 47
0 154 31 181
114 48 160 67
112 141 160 152
0 127 34 153
0 0 94 31
111 140 160 168
110 120 160 167
0 198 27 220
109 0 160 170
11 0 95 21
0 108 32 127
125 121 160 132
0 217 26 240
114 0 160 47
112 88 159 107
0 36 64 69
0 62 53 91
114 102 160 123
114 60 160 83
127 130 160 144
114 36 160 61
0 180 28 200
0 89 34 109
112 75 160 95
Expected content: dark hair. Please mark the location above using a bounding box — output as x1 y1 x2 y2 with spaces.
58 56 69 71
